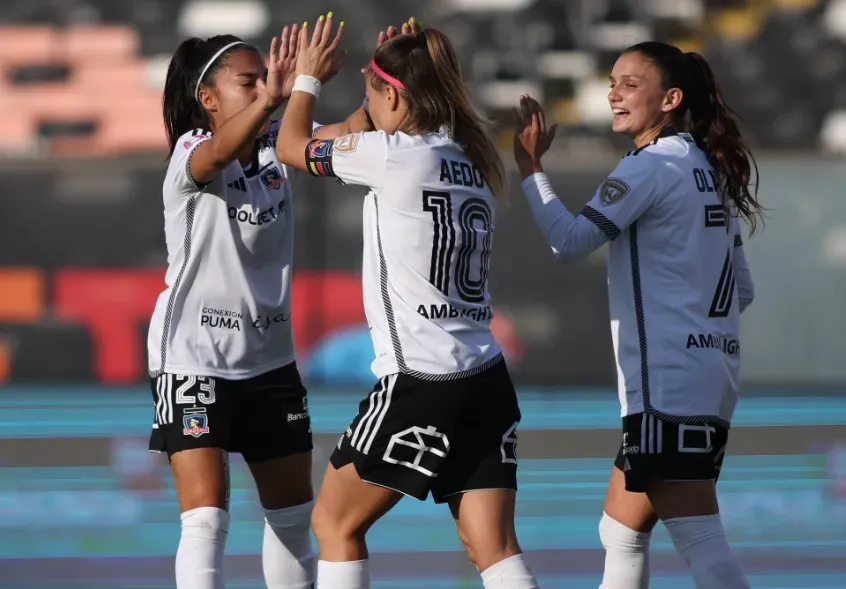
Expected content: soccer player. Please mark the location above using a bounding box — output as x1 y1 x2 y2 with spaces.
273 14 540 589
513 42 761 589
149 26 371 589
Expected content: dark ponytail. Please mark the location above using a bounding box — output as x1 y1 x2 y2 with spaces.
162 34 250 157
624 42 764 233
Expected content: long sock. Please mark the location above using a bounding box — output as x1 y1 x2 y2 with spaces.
598 511 650 588
175 507 229 589
664 514 750 589
480 554 540 588
263 501 316 588
316 559 369 589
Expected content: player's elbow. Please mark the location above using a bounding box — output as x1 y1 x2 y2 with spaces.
275 140 308 173
551 245 580 264
739 291 754 313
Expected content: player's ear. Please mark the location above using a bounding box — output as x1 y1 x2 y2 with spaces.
199 87 219 113
386 85 401 111
662 87 683 112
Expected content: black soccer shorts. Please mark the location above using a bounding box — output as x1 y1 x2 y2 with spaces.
331 359 521 502
148 362 313 461
614 411 729 493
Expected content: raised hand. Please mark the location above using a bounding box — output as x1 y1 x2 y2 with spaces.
377 17 421 46
269 24 300 100
513 95 558 167
296 12 346 84
264 28 297 108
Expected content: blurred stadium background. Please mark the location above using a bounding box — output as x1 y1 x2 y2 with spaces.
1 0 845 587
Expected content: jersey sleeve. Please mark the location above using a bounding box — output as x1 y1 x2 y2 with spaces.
165 130 213 196
581 153 661 239
304 131 388 188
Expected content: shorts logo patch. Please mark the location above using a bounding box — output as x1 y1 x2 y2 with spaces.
333 133 360 153
383 425 449 477
260 165 285 190
183 412 210 438
600 177 630 206
500 421 519 465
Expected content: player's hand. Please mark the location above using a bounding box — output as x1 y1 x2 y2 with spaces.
378 17 421 46
513 95 557 170
362 18 421 74
270 24 300 100
264 27 299 108
296 13 346 84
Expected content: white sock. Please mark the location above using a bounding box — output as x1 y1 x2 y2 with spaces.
316 559 369 589
263 501 316 588
598 512 650 588
176 507 229 589
480 554 539 589
664 514 750 589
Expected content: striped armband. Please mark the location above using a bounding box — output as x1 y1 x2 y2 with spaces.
305 139 336 177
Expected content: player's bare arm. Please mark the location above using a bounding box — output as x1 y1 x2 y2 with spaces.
275 14 345 171
190 29 295 185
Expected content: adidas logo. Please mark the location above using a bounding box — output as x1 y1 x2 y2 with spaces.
227 178 246 192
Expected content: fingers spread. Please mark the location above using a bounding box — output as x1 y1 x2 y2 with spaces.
288 23 299 56
328 20 345 51
268 36 279 67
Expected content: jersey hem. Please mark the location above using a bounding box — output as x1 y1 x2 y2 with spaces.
149 355 297 381
372 352 504 382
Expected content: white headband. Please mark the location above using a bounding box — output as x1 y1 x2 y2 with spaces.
194 41 247 102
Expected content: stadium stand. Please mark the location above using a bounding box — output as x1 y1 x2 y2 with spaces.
0 0 841 155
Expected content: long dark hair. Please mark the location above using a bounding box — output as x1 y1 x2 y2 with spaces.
162 34 252 156
369 29 507 201
624 41 764 232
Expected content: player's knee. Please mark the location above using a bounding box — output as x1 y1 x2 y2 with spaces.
456 525 519 571
266 500 312 539
181 506 229 542
599 511 651 552
310 500 363 546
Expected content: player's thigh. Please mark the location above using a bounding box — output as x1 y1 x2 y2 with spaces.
170 448 231 512
330 374 456 503
231 363 315 509
447 489 521 571
248 452 313 510
621 412 727 520
312 461 403 544
148 373 233 511
603 465 658 533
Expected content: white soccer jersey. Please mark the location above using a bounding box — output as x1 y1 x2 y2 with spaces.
147 120 312 380
305 127 503 380
521 129 755 426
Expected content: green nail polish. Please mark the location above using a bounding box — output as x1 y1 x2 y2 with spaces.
327 11 334 18
340 21 345 27
303 21 308 27
319 15 325 22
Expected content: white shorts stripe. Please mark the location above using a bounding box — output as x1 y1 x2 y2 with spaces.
155 375 165 425
351 379 383 449
362 374 396 455
357 384 386 453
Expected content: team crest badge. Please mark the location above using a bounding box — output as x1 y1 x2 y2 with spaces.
261 165 284 190
600 177 630 206
183 413 210 438
333 134 360 153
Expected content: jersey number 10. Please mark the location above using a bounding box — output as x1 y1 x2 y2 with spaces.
422 191 493 303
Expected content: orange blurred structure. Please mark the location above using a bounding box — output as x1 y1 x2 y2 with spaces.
0 24 165 158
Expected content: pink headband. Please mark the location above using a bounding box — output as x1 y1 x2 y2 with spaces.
370 59 405 89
